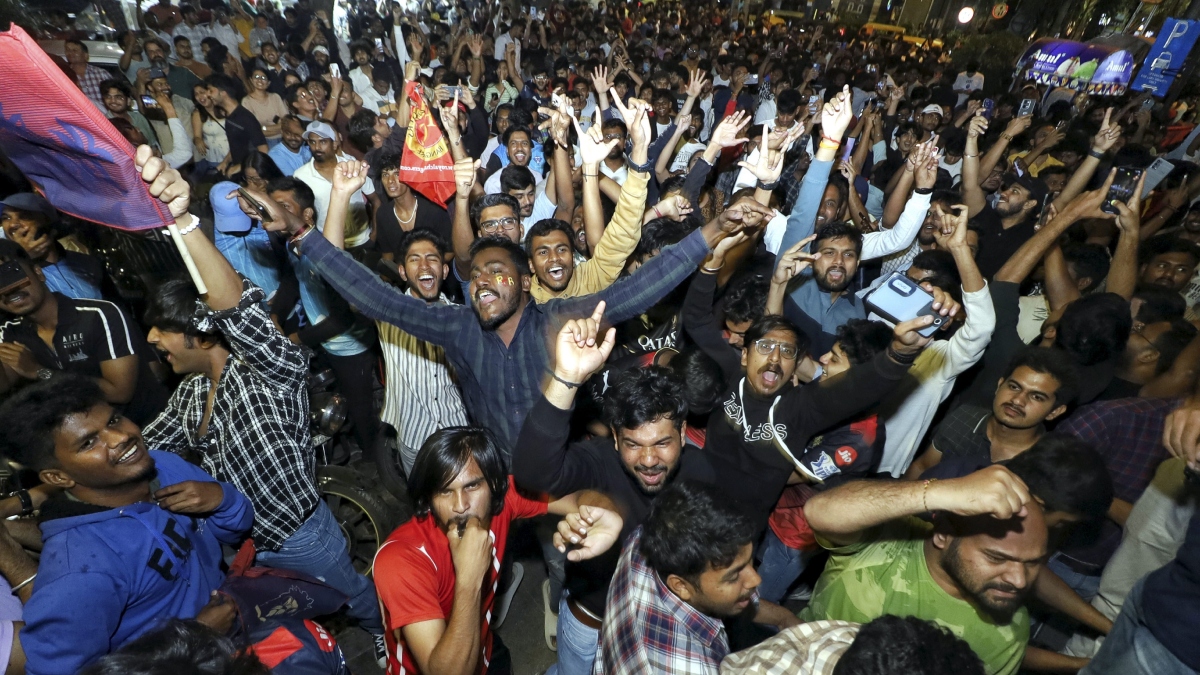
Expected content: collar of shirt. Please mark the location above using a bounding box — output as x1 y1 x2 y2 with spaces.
629 529 727 649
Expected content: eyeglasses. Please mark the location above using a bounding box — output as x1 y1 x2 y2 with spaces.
603 133 625 141
753 339 798 360
252 74 269 80
480 216 519 233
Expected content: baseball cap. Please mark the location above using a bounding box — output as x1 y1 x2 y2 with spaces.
303 121 337 141
210 181 252 233
312 45 330 56
1011 173 1049 209
920 104 944 117
0 192 58 223
146 67 168 81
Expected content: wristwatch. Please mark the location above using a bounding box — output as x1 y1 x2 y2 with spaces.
625 151 654 174
36 368 54 381
13 489 33 518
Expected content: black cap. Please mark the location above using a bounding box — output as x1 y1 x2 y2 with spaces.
1012 173 1049 210
0 193 58 223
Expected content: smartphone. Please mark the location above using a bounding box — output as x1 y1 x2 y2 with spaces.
1141 97 1155 111
981 98 995 120
1012 158 1025 177
865 63 877 74
374 37 384 52
140 95 160 109
446 85 463 98
745 74 759 85
841 136 856 161
329 63 340 78
237 187 272 222
1018 98 1036 118
812 62 821 75
808 94 820 115
0 260 29 294
864 272 947 337
1102 167 1144 215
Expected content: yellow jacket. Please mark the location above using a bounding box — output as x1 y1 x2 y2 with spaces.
530 169 650 302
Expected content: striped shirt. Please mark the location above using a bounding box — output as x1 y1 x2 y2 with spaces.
76 64 112 111
377 292 468 468
296 226 713 458
719 620 860 675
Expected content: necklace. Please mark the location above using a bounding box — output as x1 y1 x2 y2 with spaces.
396 199 418 225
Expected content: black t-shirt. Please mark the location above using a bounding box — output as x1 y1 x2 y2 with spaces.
224 105 268 167
374 194 453 260
971 204 1038 280
0 294 168 424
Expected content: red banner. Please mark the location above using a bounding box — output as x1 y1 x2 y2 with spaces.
399 81 456 205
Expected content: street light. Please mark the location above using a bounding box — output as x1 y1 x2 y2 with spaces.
957 6 975 22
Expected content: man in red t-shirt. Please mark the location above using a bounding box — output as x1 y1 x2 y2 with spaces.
374 427 622 675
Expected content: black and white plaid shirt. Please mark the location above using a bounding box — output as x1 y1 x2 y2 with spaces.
142 279 317 550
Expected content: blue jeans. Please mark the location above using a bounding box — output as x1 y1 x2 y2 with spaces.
547 594 599 675
255 501 384 635
1047 553 1103 602
756 530 819 604
1081 577 1196 675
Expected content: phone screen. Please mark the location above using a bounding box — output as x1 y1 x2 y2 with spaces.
981 98 995 120
1018 99 1036 117
1102 167 1144 215
237 188 272 221
141 95 159 108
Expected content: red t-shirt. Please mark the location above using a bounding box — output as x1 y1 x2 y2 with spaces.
373 482 548 675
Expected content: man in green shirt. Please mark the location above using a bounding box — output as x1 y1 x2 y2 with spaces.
801 454 1113 675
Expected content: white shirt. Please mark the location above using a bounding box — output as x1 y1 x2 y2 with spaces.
484 166 544 194
294 155 376 247
209 21 244 54
599 161 628 186
953 71 984 107
875 283 997 476
766 192 932 263
172 22 212 51
494 31 520 65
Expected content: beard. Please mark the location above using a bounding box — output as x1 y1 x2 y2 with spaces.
941 539 1029 623
814 266 852 293
475 292 521 330
620 459 678 495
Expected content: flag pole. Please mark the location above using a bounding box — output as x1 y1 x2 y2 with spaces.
165 218 208 295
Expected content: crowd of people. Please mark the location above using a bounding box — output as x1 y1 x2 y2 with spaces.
4 0 1200 674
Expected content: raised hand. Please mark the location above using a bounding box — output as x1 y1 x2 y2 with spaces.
1004 114 1032 138
454 157 479 200
576 118 620 165
553 301 616 384
134 145 190 219
737 129 785 184
1112 171 1145 236
914 141 939 190
332 159 369 195
967 113 988 139
613 97 651 150
772 235 819 285
819 85 855 141
438 91 462 139
653 194 694 221
591 65 610 93
1063 168 1117 221
716 197 776 235
468 35 483 59
554 504 623 562
1091 107 1121 153
685 69 707 99
931 204 969 250
928 465 1033 520
709 110 751 149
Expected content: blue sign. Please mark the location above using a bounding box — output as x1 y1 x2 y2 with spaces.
1131 18 1200 97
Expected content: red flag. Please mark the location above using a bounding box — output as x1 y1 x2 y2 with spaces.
399 81 456 205
0 24 175 231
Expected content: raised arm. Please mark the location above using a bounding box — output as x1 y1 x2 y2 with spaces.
1052 109 1121 213
681 238 750 379
450 157 480 278
994 174 1115 285
805 465 1033 546
655 113 691 183
134 146 241 308
1104 173 1145 301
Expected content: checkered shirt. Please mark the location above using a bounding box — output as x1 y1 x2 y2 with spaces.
1059 396 1181 503
142 278 317 550
595 527 735 675
719 620 859 675
77 64 111 109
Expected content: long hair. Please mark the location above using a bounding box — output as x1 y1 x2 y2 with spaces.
407 427 509 517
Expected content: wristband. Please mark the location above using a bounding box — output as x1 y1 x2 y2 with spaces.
821 133 841 145
625 152 653 173
550 372 581 389
819 140 840 151
1001 133 1014 141
176 214 201 236
922 478 938 513
887 344 920 365
653 206 663 219
914 187 933 195
14 489 33 518
759 180 780 191
1088 148 1105 160
11 573 35 592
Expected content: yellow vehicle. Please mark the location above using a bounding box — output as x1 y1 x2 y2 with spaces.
861 22 907 37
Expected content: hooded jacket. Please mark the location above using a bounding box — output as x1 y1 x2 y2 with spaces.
22 451 252 675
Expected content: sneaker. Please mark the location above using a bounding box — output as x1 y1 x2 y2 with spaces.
543 579 558 651
786 584 813 603
492 562 524 629
372 633 389 669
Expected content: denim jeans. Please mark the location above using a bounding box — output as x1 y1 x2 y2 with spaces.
546 594 599 675
255 501 384 635
756 530 819 604
1047 553 1103 602
1081 577 1196 675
